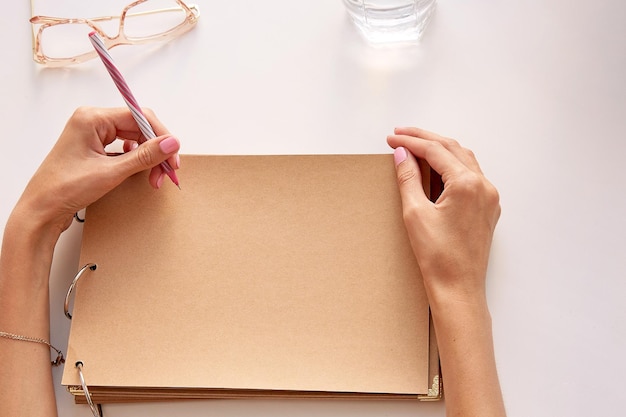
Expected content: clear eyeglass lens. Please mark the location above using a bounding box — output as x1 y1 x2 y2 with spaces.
39 22 97 59
124 0 188 39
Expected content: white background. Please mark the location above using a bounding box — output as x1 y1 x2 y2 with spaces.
1 1 626 416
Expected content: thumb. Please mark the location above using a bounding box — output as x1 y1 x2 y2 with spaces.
393 147 429 212
115 136 180 177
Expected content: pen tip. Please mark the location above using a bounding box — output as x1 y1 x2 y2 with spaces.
177 185 182 190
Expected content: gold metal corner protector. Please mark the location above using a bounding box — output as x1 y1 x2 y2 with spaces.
417 375 442 401
68 385 85 396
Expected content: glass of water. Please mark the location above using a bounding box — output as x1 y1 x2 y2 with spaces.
343 0 437 44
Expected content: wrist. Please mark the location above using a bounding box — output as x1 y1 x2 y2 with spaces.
423 277 490 319
428 291 492 323
0 206 59 316
419 263 489 305
4 203 63 259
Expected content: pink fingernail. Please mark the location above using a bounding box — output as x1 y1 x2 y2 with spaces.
175 154 181 169
394 147 407 166
156 172 165 189
159 137 179 154
131 142 139 150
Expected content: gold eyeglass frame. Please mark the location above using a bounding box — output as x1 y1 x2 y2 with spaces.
30 0 200 67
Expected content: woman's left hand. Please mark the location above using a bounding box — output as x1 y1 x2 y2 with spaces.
14 107 181 237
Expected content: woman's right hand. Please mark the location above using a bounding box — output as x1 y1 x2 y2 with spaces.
387 127 501 306
389 127 506 417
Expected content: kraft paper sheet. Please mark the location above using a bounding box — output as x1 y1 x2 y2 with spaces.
62 154 437 402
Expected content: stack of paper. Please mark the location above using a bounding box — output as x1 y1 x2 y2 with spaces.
62 154 441 403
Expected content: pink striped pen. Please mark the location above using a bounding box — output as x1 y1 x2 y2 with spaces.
88 31 180 189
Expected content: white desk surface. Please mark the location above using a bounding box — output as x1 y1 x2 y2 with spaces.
2 1 625 416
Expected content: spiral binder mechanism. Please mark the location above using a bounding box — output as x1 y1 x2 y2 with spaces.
76 361 103 417
74 211 85 223
65 263 97 319
67 264 103 414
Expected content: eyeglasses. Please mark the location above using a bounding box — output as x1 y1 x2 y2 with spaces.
30 0 200 67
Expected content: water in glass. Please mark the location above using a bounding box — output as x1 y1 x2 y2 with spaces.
343 0 436 44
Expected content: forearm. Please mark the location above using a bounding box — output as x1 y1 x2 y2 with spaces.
0 107 180 417
429 293 506 417
0 208 60 417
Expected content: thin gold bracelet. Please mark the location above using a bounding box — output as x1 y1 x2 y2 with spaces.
0 331 65 366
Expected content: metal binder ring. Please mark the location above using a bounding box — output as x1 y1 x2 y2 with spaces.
76 361 103 417
65 263 97 319
74 212 85 223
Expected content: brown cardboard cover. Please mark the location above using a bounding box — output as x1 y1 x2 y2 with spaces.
62 154 435 400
